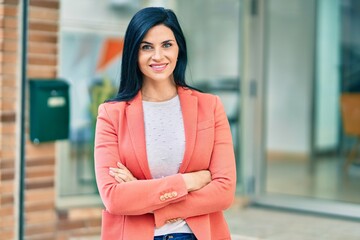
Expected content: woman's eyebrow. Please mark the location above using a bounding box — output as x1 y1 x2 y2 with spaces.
140 41 152 45
140 39 175 44
162 39 175 44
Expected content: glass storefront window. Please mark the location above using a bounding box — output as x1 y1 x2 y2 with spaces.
244 0 360 219
57 0 127 206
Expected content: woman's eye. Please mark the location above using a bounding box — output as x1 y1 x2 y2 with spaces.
141 45 152 50
163 42 172 48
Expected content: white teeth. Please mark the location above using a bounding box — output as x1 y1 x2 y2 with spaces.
151 64 166 69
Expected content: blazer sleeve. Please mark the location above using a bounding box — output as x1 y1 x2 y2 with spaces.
153 96 237 227
95 104 188 216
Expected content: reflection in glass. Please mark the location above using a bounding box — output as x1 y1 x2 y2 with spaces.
264 0 360 205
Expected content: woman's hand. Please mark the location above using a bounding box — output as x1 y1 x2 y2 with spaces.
182 170 211 192
109 162 137 183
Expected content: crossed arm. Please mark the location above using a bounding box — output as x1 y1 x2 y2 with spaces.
95 96 236 227
109 161 211 193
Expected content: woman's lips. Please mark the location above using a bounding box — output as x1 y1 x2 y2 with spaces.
150 63 168 72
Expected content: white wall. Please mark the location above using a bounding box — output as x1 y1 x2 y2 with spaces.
176 0 240 83
61 0 130 35
265 0 316 154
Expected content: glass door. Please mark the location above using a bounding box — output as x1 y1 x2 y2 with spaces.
242 0 360 218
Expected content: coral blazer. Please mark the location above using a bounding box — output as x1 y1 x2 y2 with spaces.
94 86 236 240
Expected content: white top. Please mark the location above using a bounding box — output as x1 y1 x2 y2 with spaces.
142 95 192 235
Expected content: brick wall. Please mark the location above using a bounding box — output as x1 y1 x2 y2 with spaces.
1 1 19 239
0 0 102 239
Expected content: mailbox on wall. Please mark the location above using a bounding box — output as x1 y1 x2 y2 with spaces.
29 79 70 143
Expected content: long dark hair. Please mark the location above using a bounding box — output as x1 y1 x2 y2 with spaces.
108 7 192 102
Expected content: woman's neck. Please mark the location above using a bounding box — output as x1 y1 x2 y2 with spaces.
141 83 177 102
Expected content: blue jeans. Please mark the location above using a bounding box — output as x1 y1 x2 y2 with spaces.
154 233 197 240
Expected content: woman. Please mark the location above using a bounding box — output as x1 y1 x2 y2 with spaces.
94 7 236 240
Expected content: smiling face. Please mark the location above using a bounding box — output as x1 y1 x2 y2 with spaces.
138 24 179 85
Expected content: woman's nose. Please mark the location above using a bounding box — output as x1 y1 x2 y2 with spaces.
151 48 163 60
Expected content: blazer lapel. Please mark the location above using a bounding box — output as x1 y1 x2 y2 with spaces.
126 91 153 179
178 87 198 173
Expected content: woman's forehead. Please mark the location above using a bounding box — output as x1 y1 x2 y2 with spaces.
142 25 176 43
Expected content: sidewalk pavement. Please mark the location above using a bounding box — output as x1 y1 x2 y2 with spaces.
225 197 360 240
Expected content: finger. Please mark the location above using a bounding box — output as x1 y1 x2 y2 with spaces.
109 167 121 172
110 170 129 181
114 175 124 183
118 172 133 182
110 167 129 177
118 172 137 182
117 162 126 169
113 167 133 178
111 165 137 182
115 168 131 176
116 162 133 175
109 169 129 181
